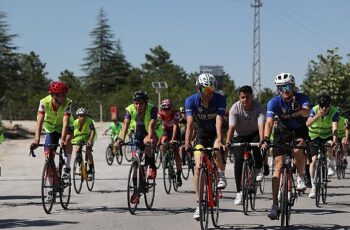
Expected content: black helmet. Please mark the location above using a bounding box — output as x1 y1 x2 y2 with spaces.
317 94 332 107
133 90 148 102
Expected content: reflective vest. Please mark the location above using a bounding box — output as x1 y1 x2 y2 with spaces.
41 95 72 133
308 105 337 140
72 117 97 144
126 103 163 138
338 116 348 139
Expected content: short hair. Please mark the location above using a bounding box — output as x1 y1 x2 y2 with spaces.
239 85 253 95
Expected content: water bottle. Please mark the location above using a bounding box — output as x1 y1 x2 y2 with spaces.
131 143 137 157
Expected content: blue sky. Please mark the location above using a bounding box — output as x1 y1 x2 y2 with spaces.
2 0 350 90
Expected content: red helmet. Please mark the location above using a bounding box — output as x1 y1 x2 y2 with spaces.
49 81 69 94
161 99 172 110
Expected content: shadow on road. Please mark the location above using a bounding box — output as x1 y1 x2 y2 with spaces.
0 219 78 229
216 223 349 229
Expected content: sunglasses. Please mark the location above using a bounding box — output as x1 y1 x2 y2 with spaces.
319 104 330 108
199 86 215 94
277 84 292 93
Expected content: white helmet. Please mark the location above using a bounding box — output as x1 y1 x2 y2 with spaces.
76 107 88 116
196 73 217 91
274 72 295 86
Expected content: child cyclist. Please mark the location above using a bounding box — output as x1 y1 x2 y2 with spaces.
103 117 123 155
158 99 183 187
72 108 97 179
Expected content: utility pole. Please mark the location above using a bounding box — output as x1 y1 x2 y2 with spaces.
251 0 262 101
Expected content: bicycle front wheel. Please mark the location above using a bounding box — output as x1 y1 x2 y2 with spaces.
86 164 95 191
144 167 156 210
242 162 249 215
211 172 220 228
250 168 257 211
60 167 71 210
105 145 114 166
181 153 191 180
280 169 288 227
116 147 123 165
154 147 162 169
321 163 328 204
127 161 139 214
124 144 133 162
199 168 209 230
41 160 55 214
163 157 172 194
73 156 83 194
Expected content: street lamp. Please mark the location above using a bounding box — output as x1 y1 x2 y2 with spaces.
151 81 168 109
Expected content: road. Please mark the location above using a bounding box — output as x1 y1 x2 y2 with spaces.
0 122 350 229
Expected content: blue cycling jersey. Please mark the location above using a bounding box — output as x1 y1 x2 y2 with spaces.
266 92 310 129
185 92 226 133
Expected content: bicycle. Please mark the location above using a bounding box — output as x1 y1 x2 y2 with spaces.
186 146 224 230
310 141 332 207
335 146 346 180
105 141 123 165
229 142 260 215
161 141 180 194
124 129 136 162
269 142 305 227
30 144 71 214
126 141 156 215
72 142 95 194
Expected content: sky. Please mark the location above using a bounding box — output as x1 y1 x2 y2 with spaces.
2 0 350 91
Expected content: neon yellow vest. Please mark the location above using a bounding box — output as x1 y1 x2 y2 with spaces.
72 117 97 144
308 105 337 140
126 103 163 138
41 95 72 133
338 116 348 138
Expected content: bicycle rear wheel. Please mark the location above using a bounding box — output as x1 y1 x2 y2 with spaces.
116 147 123 165
41 160 55 214
105 145 114 166
86 163 95 191
199 168 209 230
336 150 342 180
259 175 265 194
144 166 156 210
73 156 83 194
127 161 139 215
155 147 163 169
60 167 71 210
124 144 133 162
211 172 220 228
229 149 234 163
242 162 249 215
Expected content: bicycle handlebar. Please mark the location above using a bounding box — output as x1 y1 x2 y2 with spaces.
29 143 65 158
229 142 260 148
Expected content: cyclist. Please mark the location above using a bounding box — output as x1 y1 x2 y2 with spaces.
72 107 97 179
184 73 227 220
306 95 339 198
261 73 311 219
103 117 123 155
158 99 183 187
226 85 266 205
338 116 349 167
179 106 187 143
117 90 162 203
31 81 73 179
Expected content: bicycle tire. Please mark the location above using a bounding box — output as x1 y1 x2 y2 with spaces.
242 162 249 215
336 150 342 180
181 153 191 180
315 159 321 207
116 147 123 165
59 166 71 210
144 166 156 210
105 145 114 166
199 168 209 230
229 149 234 163
125 144 134 162
127 161 139 215
163 156 172 194
86 163 95 191
321 163 327 204
211 172 219 228
73 156 83 194
250 168 257 211
41 160 55 214
280 168 288 227
172 160 179 192
155 147 162 169
259 175 265 194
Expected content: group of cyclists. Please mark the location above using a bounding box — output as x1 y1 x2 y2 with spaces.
30 71 348 222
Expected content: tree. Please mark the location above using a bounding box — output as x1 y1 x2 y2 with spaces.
301 48 350 115
81 8 118 94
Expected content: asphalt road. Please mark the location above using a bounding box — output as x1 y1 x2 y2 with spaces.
0 123 350 229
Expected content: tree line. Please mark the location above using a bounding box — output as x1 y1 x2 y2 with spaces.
1 9 350 122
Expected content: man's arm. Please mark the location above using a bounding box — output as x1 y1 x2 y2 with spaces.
34 113 44 143
264 117 274 140
61 115 69 142
215 115 224 144
185 115 194 147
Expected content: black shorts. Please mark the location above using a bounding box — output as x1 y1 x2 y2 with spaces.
309 137 332 157
135 130 147 152
272 125 309 157
196 131 216 148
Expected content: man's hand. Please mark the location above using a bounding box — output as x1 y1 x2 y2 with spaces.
30 140 40 150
